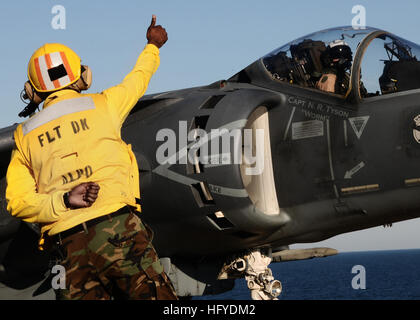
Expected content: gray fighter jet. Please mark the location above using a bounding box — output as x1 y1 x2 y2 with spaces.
1 26 420 300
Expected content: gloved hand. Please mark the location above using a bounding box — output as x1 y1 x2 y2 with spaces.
147 15 168 49
65 182 100 209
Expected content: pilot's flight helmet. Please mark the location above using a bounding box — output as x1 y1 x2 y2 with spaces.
324 40 353 70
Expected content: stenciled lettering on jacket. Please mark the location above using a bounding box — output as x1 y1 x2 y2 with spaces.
37 118 91 147
62 165 93 185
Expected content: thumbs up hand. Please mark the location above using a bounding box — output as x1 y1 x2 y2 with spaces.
147 15 168 49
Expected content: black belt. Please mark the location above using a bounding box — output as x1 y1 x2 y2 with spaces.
52 206 132 243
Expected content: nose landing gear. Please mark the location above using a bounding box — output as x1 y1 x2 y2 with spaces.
219 249 282 300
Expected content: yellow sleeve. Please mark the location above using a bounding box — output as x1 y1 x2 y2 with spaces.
101 44 160 128
6 131 69 224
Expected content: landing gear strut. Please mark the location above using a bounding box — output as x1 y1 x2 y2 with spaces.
219 249 282 300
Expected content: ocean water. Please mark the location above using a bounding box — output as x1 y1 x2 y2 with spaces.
196 249 420 300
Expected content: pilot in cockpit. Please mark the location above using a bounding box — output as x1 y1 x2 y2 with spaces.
316 40 353 95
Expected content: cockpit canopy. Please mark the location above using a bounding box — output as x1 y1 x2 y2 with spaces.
260 26 420 98
361 33 420 96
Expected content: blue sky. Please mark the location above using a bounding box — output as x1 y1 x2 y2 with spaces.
1 0 420 251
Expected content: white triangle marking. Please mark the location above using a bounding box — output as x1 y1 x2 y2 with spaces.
348 116 369 139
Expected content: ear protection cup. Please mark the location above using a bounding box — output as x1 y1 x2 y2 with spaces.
80 65 92 90
68 65 92 91
24 81 43 105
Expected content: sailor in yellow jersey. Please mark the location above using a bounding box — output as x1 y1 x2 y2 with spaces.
6 15 177 300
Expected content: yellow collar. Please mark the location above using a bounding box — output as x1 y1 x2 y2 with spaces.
43 89 81 109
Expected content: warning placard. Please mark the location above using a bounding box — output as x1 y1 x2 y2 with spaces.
348 116 369 139
292 120 324 140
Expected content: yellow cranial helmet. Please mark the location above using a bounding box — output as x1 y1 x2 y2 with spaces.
28 43 81 92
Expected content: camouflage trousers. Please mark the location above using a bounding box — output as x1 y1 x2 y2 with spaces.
53 210 177 300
